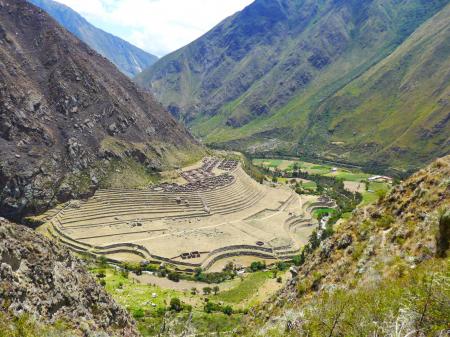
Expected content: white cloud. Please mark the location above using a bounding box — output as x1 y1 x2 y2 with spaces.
55 0 254 57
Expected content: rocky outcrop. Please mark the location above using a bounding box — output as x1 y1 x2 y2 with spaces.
0 217 139 336
0 0 199 220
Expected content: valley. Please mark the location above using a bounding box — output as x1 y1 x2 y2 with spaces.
0 0 449 336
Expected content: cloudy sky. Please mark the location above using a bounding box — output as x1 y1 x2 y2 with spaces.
55 0 254 57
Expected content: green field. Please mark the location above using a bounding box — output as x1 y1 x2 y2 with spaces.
312 208 338 219
253 158 371 181
215 271 273 304
87 262 281 335
361 182 391 206
253 157 392 205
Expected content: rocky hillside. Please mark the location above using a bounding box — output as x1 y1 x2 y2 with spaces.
241 155 450 336
29 0 158 77
0 0 201 220
136 0 450 171
0 217 139 336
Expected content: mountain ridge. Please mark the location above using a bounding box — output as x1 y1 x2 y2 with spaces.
136 0 450 171
28 0 158 77
0 0 201 220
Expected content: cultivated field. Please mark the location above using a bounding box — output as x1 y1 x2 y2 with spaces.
41 158 331 271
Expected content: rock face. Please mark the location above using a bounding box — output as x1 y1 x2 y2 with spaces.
136 0 450 170
0 0 199 220
28 0 158 77
0 218 139 336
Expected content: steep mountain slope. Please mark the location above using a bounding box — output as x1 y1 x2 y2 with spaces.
0 0 201 220
0 217 139 336
29 0 158 77
242 155 450 336
136 0 450 171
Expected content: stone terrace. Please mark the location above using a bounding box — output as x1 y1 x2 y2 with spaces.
42 159 333 270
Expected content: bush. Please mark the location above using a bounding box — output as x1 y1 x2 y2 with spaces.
436 209 450 257
132 308 145 319
169 298 182 312
167 272 180 282
292 250 306 266
276 261 288 271
377 214 395 229
277 276 283 283
222 305 233 316
250 261 266 272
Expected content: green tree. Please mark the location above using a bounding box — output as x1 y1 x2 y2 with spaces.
169 298 182 312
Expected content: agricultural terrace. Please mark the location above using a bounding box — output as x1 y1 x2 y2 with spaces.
40 157 332 271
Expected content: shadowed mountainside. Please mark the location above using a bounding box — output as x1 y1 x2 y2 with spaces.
0 0 201 220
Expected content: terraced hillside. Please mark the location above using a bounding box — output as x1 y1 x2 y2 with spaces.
136 0 450 171
40 158 334 271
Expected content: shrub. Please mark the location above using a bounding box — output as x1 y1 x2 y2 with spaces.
277 276 282 283
436 209 450 257
377 214 395 230
167 272 180 282
250 261 266 272
169 298 182 312
222 305 233 316
132 308 145 319
203 287 212 295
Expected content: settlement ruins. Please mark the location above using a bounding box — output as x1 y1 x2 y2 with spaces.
40 158 335 271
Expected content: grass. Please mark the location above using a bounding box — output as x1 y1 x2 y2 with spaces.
214 271 273 304
312 208 338 219
302 181 317 190
86 262 280 336
89 265 191 316
361 182 391 205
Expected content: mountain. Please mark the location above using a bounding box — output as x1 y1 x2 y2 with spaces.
28 0 158 77
136 0 450 172
241 155 450 336
0 0 201 220
0 217 139 336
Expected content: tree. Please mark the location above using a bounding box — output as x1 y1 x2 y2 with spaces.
212 286 220 295
191 287 198 295
203 287 212 295
169 298 182 312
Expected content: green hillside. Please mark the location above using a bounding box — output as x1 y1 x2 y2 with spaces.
136 0 450 172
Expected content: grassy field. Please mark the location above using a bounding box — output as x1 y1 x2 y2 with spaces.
312 208 338 219
253 158 372 181
254 158 392 205
215 271 273 304
361 182 391 206
88 262 282 335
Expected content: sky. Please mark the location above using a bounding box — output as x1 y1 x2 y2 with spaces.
55 0 254 57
